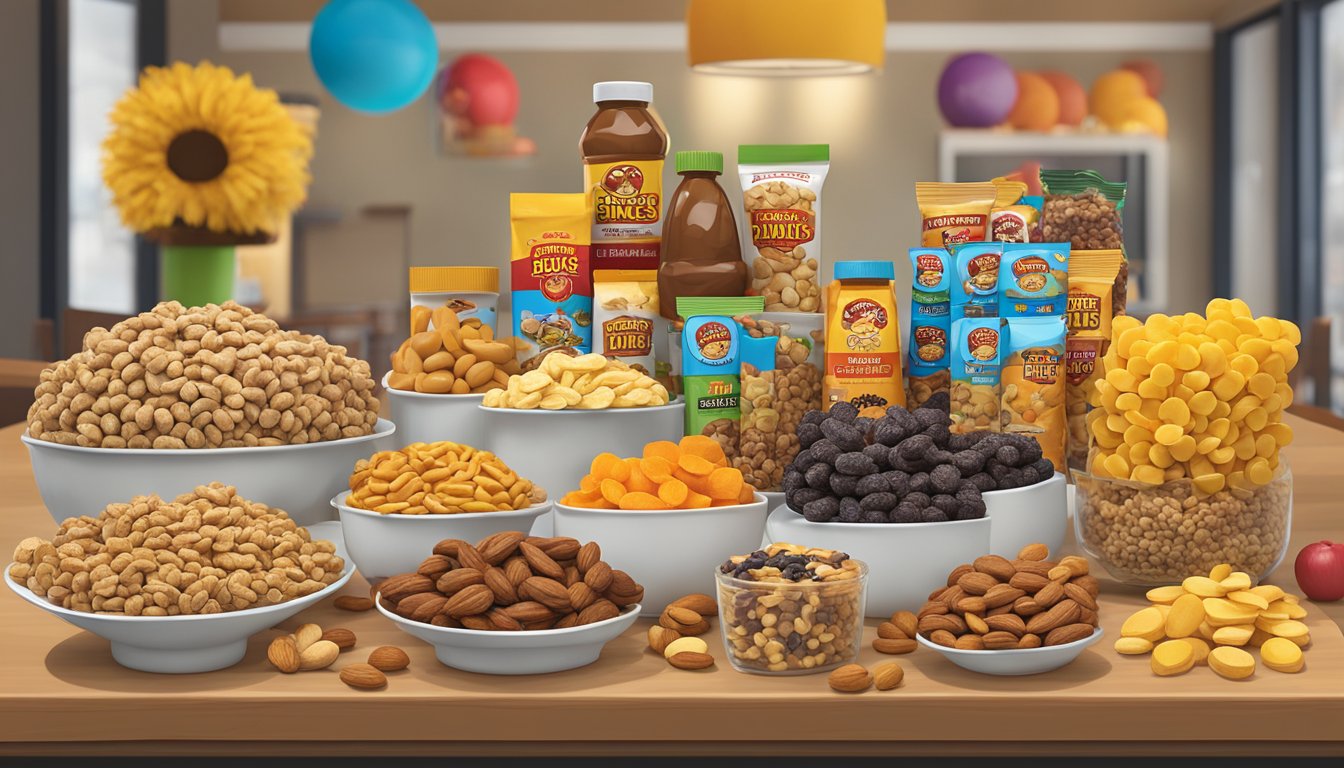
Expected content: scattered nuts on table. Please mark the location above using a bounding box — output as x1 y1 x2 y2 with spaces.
27 301 380 448
647 593 721 670
340 663 388 690
873 610 920 655
561 436 756 510
333 595 375 612
827 663 873 693
9 483 344 615
918 544 1100 650
387 306 524 395
346 441 544 515
481 352 670 410
377 532 643 630
716 543 866 674
321 627 357 650
872 661 906 690
367 646 411 672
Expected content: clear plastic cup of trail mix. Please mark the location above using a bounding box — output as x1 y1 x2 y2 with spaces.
715 543 867 675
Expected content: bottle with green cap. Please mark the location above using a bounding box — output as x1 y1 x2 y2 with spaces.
659 149 749 394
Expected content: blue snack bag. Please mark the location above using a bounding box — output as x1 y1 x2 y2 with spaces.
949 316 1003 434
1000 244 1069 317
951 243 1002 318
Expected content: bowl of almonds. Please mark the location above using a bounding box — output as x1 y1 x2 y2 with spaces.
373 531 643 674
912 544 1104 675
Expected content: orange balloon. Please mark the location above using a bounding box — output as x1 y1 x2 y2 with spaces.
1122 59 1164 98
1007 72 1060 132
1038 70 1087 126
1120 96 1168 137
1090 69 1148 128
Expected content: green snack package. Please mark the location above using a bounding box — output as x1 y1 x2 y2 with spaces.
1039 169 1128 317
678 296 765 462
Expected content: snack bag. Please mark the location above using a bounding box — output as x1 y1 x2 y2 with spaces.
679 296 765 461
951 242 1002 318
738 334 783 490
1000 244 1069 317
1040 170 1128 317
510 193 593 368
824 260 905 416
1002 316 1068 471
907 247 953 407
739 144 829 314
593 269 661 377
1065 249 1124 470
915 182 996 248
990 179 1040 243
950 317 1002 434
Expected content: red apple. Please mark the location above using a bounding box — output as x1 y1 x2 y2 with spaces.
1294 540 1344 601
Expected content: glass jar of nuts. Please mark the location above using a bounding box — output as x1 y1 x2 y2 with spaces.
715 543 867 675
1074 467 1292 586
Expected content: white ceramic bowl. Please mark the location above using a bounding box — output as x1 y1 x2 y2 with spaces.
986 472 1069 559
381 372 491 450
376 597 641 674
331 491 552 580
3 520 352 674
916 627 1104 676
765 505 991 618
21 419 396 527
553 493 770 616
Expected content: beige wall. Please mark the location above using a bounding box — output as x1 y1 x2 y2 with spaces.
173 2 1214 326
0 0 42 358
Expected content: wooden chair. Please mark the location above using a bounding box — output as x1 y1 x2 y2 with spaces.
1288 316 1340 428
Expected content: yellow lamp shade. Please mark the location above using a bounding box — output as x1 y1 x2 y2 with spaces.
687 0 886 75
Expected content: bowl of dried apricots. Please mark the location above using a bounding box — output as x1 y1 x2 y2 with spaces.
553 435 769 615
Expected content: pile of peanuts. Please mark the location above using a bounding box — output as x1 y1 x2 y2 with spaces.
744 181 821 313
376 532 643 629
347 442 543 515
1041 190 1127 314
27 302 380 449
482 352 670 410
717 543 865 673
387 306 523 394
9 483 344 615
735 316 823 489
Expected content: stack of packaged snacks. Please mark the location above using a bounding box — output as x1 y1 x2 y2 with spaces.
678 296 765 464
824 261 906 417
906 248 952 408
592 269 661 378
739 145 829 314
1064 250 1124 470
999 245 1070 471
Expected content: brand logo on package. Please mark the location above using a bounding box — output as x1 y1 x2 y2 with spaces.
1021 347 1062 383
694 321 733 362
1065 342 1100 384
1012 255 1051 292
913 324 947 362
595 164 659 224
992 212 1025 241
749 208 815 250
1067 291 1102 332
601 315 653 357
966 326 999 361
529 243 580 302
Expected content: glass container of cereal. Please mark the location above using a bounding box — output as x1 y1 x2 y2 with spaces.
715 543 867 675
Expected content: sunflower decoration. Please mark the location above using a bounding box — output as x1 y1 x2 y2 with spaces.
102 61 313 242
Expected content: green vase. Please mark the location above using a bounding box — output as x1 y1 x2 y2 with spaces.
161 244 235 307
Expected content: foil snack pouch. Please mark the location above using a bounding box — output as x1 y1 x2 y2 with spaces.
1002 315 1068 472
916 182 996 248
510 193 593 369
1065 249 1124 470
593 269 661 377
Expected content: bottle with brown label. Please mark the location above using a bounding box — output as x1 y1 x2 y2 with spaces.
581 81 670 271
659 150 749 392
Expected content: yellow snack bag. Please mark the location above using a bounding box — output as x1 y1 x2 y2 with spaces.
825 261 905 417
510 193 593 369
915 182 996 248
1002 316 1068 472
1065 249 1123 469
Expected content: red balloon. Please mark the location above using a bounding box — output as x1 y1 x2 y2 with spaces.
1121 59 1164 99
440 53 519 127
1037 71 1087 127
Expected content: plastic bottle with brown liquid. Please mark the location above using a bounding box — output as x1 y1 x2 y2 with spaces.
581 81 670 271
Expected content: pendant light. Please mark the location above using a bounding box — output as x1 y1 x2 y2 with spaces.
687 0 885 76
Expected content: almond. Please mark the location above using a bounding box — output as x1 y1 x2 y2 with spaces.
567 581 599 611
563 565 583 587
503 556 532 586
928 629 957 647
828 663 873 692
918 613 965 635
964 613 989 634
982 630 1020 650
1025 598 1081 635
668 651 715 670
957 571 999 596
333 595 375 612
890 611 919 638
946 563 974 587
1009 571 1050 592
483 567 519 605
648 624 681 654
1079 606 1099 626
1047 565 1072 582
502 600 554 623
583 561 614 592
298 639 340 671
1034 580 1065 608
1018 633 1043 649
520 576 572 612
954 596 987 615
396 592 448 623
873 637 917 654
488 607 523 631
877 621 907 640
1063 582 1098 611
577 599 620 625
939 585 967 610
432 538 467 557
554 612 580 629
1012 558 1054 577
522 618 556 631
1058 555 1090 577
443 583 495 618
873 662 904 690
367 645 411 671
606 586 644 608
983 583 1026 608
662 606 703 628
576 541 602 573
519 541 565 581
267 635 300 673
430 614 462 628
973 554 1016 582
340 663 387 689
955 634 986 650
670 593 717 616
987 603 1014 616
379 573 434 603
436 567 485 596
985 613 1027 636
1014 597 1044 616
917 600 949 618
1017 543 1050 561
416 554 456 580
321 627 357 650
293 623 322 652
477 531 527 564
455 542 490 573
1044 622 1095 646
607 569 640 597
1070 573 1101 598
460 614 494 630
530 536 581 561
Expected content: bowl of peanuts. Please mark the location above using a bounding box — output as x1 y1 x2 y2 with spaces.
4 483 353 673
332 441 551 579
553 436 770 614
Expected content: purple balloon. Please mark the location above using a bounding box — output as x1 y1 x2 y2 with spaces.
938 52 1019 128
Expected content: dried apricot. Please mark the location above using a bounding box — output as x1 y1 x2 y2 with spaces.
679 435 726 465
677 454 716 477
683 490 712 509
618 492 669 510
643 440 681 465
737 483 755 504
590 452 622 478
625 458 657 493
640 456 675 483
658 478 689 507
579 475 599 492
707 466 744 500
600 478 627 506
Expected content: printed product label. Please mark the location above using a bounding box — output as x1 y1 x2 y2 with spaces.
511 241 593 358
749 208 815 251
586 159 664 270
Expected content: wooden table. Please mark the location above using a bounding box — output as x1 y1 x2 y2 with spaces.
0 417 1341 758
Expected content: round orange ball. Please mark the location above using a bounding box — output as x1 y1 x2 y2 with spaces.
1122 59 1164 98
1090 69 1149 128
1007 72 1060 132
1038 71 1087 126
1120 96 1168 137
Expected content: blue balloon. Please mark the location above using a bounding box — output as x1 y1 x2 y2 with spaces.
309 0 439 114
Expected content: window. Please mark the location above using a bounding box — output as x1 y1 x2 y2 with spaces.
1322 0 1344 403
1228 16 1279 315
